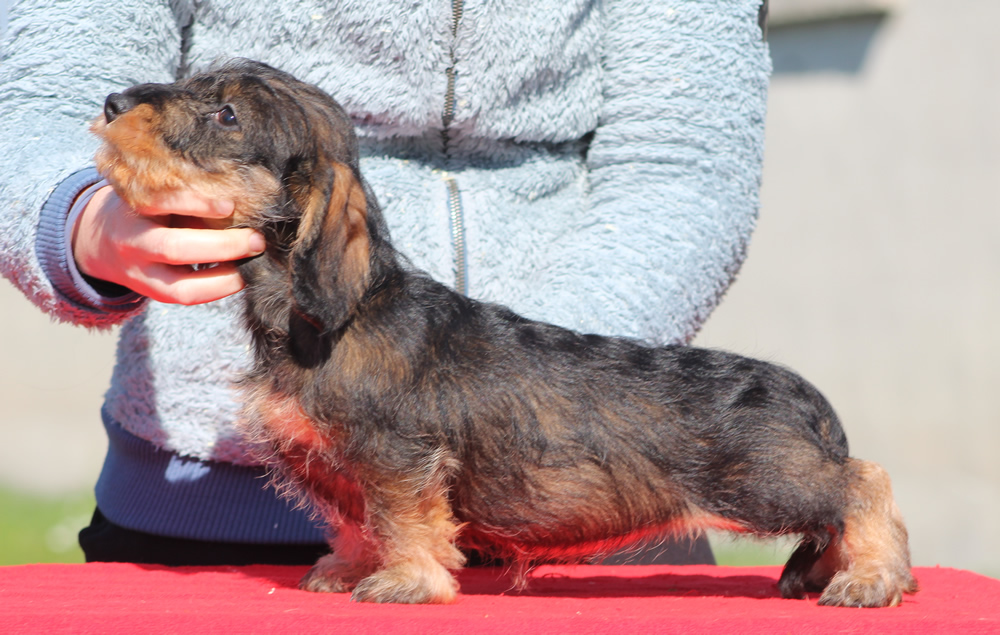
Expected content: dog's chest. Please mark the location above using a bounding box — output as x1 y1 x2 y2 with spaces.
243 389 331 451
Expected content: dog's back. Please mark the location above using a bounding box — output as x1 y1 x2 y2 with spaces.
345 286 851 558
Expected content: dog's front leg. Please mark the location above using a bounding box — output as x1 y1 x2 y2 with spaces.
349 482 467 604
350 492 466 604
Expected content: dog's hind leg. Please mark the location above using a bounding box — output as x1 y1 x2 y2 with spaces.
778 533 840 599
814 459 918 607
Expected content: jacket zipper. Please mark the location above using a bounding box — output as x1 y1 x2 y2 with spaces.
442 0 468 295
442 0 463 138
445 177 467 295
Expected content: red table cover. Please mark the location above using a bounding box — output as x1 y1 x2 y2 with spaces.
2 563 998 633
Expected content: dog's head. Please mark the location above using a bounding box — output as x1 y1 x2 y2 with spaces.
92 60 376 344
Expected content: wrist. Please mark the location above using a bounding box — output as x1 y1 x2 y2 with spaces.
69 184 135 299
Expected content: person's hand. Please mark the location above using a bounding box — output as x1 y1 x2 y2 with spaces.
71 185 266 305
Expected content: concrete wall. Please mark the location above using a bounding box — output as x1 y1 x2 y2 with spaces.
2 0 998 576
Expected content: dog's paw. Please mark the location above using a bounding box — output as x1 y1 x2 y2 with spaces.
298 554 365 594
350 561 458 604
817 570 915 608
300 570 351 594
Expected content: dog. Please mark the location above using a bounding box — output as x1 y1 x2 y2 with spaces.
91 60 917 607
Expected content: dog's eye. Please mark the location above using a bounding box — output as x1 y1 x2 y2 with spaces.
214 105 239 128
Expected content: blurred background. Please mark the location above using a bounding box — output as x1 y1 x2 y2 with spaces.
1 0 998 577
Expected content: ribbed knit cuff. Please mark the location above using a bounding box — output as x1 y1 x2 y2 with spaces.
36 168 145 313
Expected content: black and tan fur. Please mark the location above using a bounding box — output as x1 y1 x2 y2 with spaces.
92 60 917 607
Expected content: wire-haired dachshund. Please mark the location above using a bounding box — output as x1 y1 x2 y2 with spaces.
91 59 917 607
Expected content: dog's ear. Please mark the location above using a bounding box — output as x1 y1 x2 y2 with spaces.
289 160 371 344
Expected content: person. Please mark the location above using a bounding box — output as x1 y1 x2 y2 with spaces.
0 1 770 566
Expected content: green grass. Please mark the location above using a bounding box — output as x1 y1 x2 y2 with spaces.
708 531 798 567
0 486 93 565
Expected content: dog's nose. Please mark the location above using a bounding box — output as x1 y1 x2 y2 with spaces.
103 93 136 123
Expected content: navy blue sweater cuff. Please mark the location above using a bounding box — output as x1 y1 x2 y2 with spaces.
36 168 146 314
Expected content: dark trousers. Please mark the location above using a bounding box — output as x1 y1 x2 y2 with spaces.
79 508 328 567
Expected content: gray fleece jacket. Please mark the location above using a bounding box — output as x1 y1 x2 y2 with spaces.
0 0 770 543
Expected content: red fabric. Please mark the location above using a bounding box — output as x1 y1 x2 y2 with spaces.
1 563 997 633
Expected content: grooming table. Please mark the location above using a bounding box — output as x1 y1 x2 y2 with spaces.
1 563 997 633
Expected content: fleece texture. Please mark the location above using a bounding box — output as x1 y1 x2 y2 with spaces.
0 0 769 541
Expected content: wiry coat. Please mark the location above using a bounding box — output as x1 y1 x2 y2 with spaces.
92 61 916 607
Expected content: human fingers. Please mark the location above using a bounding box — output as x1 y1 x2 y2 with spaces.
127 261 248 305
136 190 236 219
124 225 266 268
72 185 263 305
